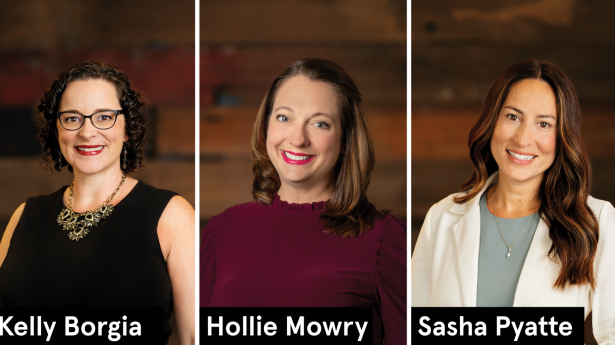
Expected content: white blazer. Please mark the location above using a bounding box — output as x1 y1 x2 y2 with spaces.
411 172 615 343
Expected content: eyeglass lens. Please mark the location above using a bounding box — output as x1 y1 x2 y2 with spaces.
60 111 117 130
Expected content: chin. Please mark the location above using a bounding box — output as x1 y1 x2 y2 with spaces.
280 174 309 184
72 163 112 175
500 168 542 183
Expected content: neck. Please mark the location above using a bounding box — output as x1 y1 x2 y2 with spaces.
277 181 334 204
488 173 541 218
70 168 126 212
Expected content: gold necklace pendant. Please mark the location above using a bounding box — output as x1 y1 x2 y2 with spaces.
493 188 535 259
57 174 126 242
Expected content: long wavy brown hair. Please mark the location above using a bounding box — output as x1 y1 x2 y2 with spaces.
251 58 389 238
455 59 598 289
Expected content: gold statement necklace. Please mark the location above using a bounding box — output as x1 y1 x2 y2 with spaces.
57 174 126 242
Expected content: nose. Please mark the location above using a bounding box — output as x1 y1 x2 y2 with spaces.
515 121 533 147
78 117 98 139
288 124 310 147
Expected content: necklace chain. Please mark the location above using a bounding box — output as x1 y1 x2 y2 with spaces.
57 174 126 242
493 189 535 258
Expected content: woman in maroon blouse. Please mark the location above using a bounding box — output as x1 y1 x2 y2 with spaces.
200 58 406 344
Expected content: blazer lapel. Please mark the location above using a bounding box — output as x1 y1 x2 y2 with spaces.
452 203 482 306
513 218 552 306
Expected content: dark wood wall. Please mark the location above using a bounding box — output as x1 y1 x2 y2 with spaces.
412 1 615 342
0 2 195 344
199 0 407 226
0 0 196 231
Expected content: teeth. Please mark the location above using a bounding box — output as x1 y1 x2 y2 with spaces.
77 146 104 152
507 150 535 161
284 151 313 161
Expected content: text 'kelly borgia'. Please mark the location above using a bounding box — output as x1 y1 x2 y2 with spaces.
0 315 141 342
207 316 369 341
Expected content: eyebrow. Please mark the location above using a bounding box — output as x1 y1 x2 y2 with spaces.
503 106 556 120
58 108 115 113
274 106 334 120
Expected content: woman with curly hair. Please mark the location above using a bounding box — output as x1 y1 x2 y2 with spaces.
200 58 406 345
0 61 195 345
411 59 615 341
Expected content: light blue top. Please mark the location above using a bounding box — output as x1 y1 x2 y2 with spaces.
476 192 540 307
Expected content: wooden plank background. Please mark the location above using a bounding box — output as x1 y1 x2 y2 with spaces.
0 2 195 344
412 1 615 342
199 0 408 227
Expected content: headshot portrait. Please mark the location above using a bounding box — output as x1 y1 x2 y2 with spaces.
412 2 615 343
0 2 195 345
199 1 406 344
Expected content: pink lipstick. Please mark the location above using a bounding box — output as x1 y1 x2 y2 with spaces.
506 149 537 165
281 150 315 165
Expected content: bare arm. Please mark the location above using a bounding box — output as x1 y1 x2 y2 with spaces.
158 196 195 345
0 203 25 269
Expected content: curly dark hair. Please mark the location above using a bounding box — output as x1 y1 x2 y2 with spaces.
36 61 148 174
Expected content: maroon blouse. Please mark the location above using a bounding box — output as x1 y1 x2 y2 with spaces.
200 194 407 344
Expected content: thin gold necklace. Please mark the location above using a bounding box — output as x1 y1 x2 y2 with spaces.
57 174 126 242
493 190 535 258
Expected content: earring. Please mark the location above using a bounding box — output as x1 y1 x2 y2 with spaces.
122 146 127 170
58 154 62 170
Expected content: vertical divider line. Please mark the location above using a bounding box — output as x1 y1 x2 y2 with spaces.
406 3 411 345
194 0 200 343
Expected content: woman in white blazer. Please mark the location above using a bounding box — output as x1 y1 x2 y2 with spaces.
411 59 615 342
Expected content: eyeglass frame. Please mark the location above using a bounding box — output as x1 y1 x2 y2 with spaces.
57 110 124 131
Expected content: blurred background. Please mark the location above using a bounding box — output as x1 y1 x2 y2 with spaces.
199 0 407 228
0 1 194 344
412 1 615 342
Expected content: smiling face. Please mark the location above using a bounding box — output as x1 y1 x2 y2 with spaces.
266 75 343 192
490 78 558 185
57 79 127 176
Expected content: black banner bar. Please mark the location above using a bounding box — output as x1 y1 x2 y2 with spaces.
200 307 373 344
411 307 583 344
0 308 162 344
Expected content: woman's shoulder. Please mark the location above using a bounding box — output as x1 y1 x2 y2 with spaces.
374 213 407 252
24 186 67 209
201 201 263 234
426 192 468 216
213 200 265 219
587 196 615 231
134 180 179 199
374 213 406 234
587 195 614 216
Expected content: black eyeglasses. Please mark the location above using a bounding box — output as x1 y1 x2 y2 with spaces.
58 110 123 131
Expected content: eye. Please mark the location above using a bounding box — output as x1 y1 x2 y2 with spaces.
313 121 330 129
506 114 519 121
276 115 290 122
538 122 551 129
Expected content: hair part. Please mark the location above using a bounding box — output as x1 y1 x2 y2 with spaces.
36 61 148 174
455 59 598 289
251 58 389 237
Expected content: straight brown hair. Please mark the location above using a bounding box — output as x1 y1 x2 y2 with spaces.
251 58 389 238
455 59 598 289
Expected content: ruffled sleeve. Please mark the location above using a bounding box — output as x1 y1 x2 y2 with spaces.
375 215 407 344
199 210 225 307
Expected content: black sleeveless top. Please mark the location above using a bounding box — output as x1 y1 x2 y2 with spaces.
0 181 177 344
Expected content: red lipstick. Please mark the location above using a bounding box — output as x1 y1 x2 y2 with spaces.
281 150 315 165
75 145 105 156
